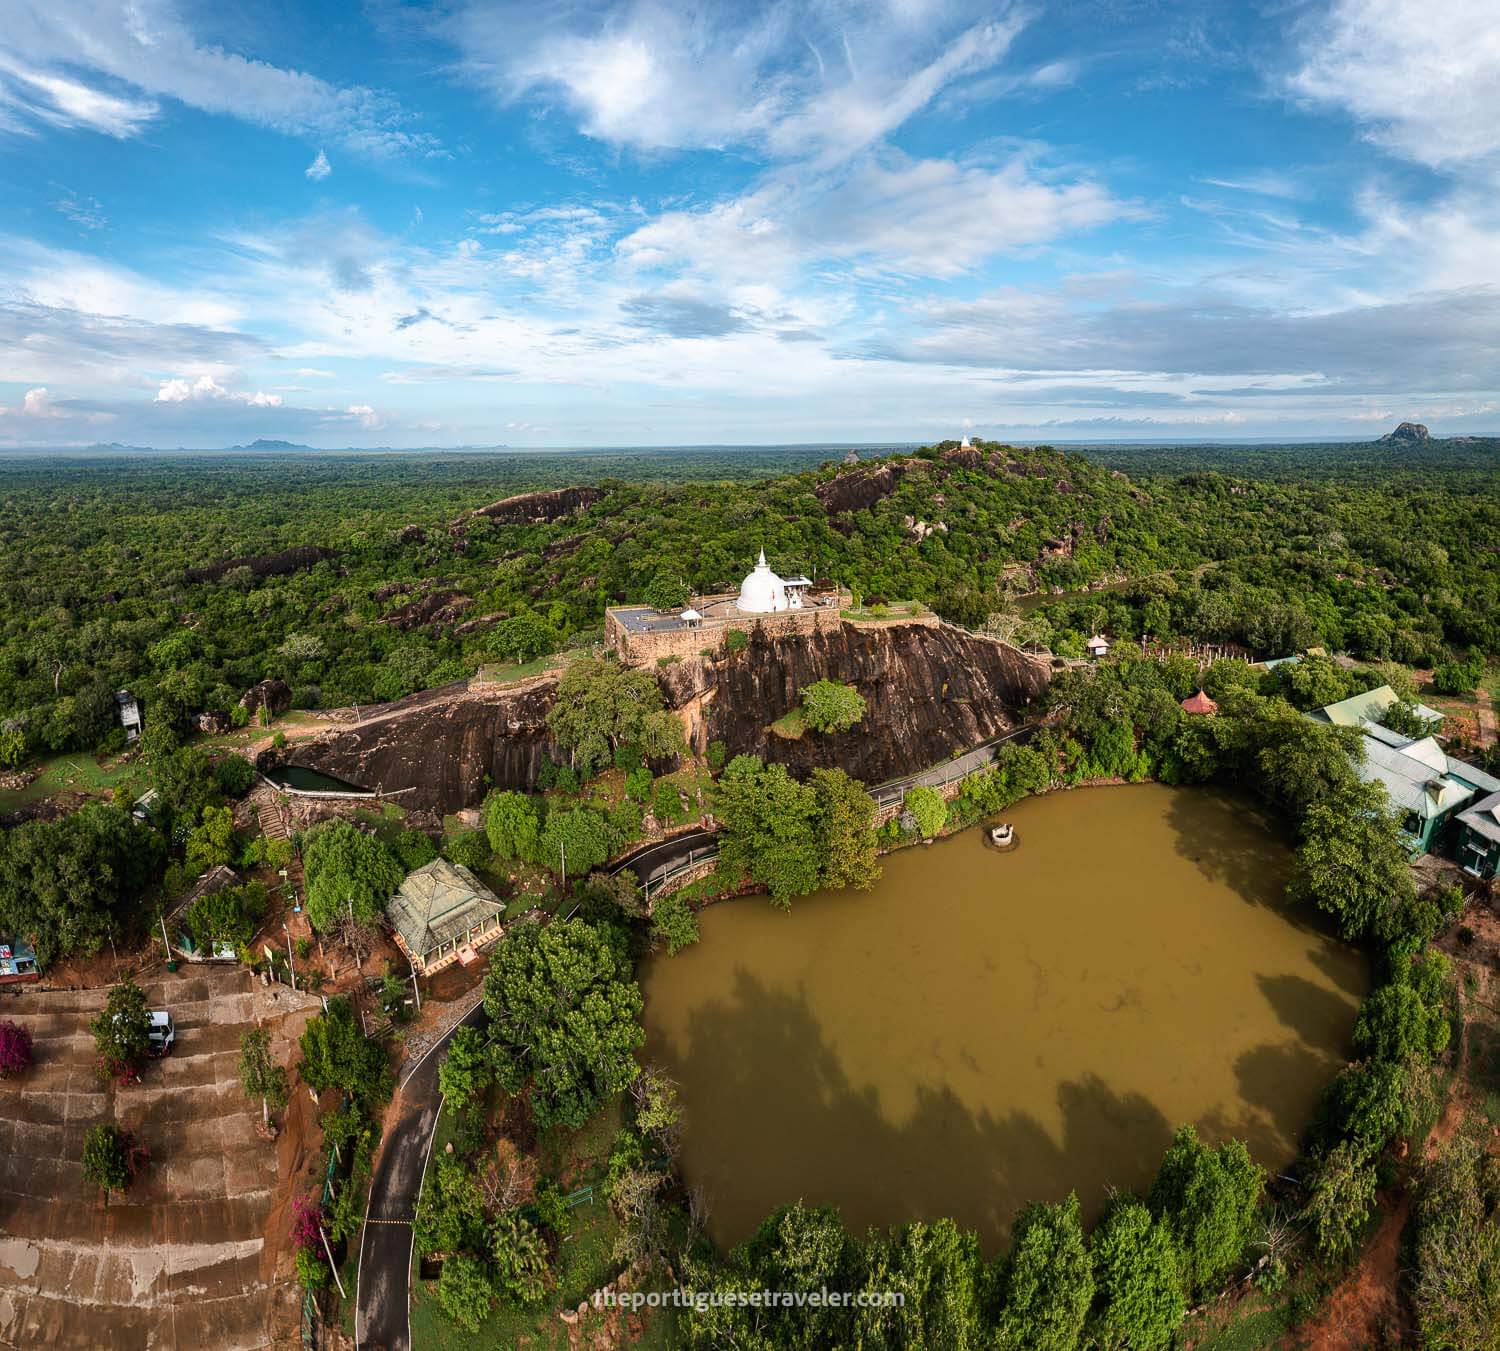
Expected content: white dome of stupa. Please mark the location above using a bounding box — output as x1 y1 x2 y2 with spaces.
736 549 789 613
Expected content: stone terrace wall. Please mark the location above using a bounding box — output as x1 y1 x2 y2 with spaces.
609 603 846 666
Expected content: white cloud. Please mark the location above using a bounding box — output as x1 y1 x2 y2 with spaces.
305 149 332 181
21 386 62 417
345 403 382 429
1288 0 1500 171
449 0 1027 160
154 374 281 406
0 0 439 157
0 52 158 137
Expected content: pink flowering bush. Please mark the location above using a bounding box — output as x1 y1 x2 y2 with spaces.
290 1194 324 1252
0 1020 32 1077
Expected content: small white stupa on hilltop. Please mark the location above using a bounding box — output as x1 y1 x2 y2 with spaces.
736 550 811 613
960 433 973 448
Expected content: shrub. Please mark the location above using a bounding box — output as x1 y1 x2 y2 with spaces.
0 1019 33 1077
651 892 701 955
724 629 749 652
437 1253 497 1332
81 1123 144 1199
445 829 491 871
799 679 868 733
215 754 255 797
91 980 150 1082
902 785 947 838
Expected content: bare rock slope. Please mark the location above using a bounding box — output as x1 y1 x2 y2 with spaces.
286 621 1049 813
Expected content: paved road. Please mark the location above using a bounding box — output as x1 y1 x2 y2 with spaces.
355 1000 487 1351
610 829 718 887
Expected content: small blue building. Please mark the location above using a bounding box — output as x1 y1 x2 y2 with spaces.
0 936 40 983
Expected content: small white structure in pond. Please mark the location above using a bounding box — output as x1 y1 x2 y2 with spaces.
1086 634 1111 659
737 550 809 613
115 688 142 742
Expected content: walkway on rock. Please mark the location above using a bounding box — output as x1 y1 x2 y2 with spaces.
354 998 486 1351
610 724 1036 889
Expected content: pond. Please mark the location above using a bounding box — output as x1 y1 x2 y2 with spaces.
263 764 372 794
640 783 1367 1253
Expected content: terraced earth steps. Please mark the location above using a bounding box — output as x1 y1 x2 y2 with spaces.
0 967 323 1349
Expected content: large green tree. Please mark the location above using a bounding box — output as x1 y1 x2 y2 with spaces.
996 1193 1095 1351
481 920 643 1130
810 767 880 890
302 820 404 933
714 755 822 905
297 996 391 1108
482 790 540 861
1088 1198 1185 1350
1288 779 1416 940
546 656 672 777
1148 1125 1264 1294
800 679 868 733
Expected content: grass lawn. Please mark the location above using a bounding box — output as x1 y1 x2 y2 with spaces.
0 749 135 811
1184 1302 1292 1351
769 706 808 739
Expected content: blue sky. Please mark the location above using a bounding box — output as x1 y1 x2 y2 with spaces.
1 0 1498 448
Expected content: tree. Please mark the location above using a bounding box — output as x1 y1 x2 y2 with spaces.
537 806 611 881
714 755 822 905
547 656 668 777
298 996 391 1108
491 1211 549 1306
1303 1140 1379 1261
238 1027 288 1129
579 869 647 921
91 979 150 1080
1148 1124 1264 1294
1289 779 1416 940
903 785 947 838
644 573 689 612
1255 717 1360 812
0 1019 34 1077
1089 1198 1184 1350
810 767 880 890
81 1123 140 1201
631 1065 682 1154
0 803 163 964
1431 658 1481 696
415 1154 489 1256
651 891 700 954
438 1025 495 1113
185 881 266 954
215 754 256 798
482 920 643 1130
800 679 868 733
996 1192 1095 1351
436 1252 497 1332
482 790 540 861
490 611 558 665
302 820 404 933
1323 1059 1405 1155
1353 979 1450 1064
856 1218 984 1351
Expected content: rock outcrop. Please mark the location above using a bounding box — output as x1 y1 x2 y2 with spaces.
240 679 292 718
814 462 910 515
1380 421 1430 443
186 544 336 585
462 486 604 528
285 622 1049 813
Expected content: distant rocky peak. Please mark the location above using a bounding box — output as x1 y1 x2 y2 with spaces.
1380 421 1430 443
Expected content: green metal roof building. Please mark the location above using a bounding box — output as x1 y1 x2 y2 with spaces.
386 857 505 975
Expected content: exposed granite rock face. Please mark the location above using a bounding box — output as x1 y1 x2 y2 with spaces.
381 588 472 632
814 462 910 514
464 486 604 528
661 621 1050 783
284 680 560 810
186 544 336 584
240 678 292 717
1380 421 1430 443
286 622 1049 813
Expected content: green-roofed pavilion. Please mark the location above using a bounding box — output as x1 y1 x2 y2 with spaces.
386 857 504 974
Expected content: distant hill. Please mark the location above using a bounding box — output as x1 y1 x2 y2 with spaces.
227 438 316 451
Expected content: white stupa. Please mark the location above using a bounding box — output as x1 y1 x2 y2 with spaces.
737 549 790 613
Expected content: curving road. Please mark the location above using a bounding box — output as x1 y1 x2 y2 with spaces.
608 725 1036 885
354 1000 487 1351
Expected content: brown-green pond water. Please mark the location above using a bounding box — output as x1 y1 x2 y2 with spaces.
640 783 1367 1253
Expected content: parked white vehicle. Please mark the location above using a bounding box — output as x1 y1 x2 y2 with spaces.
147 1010 175 1057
